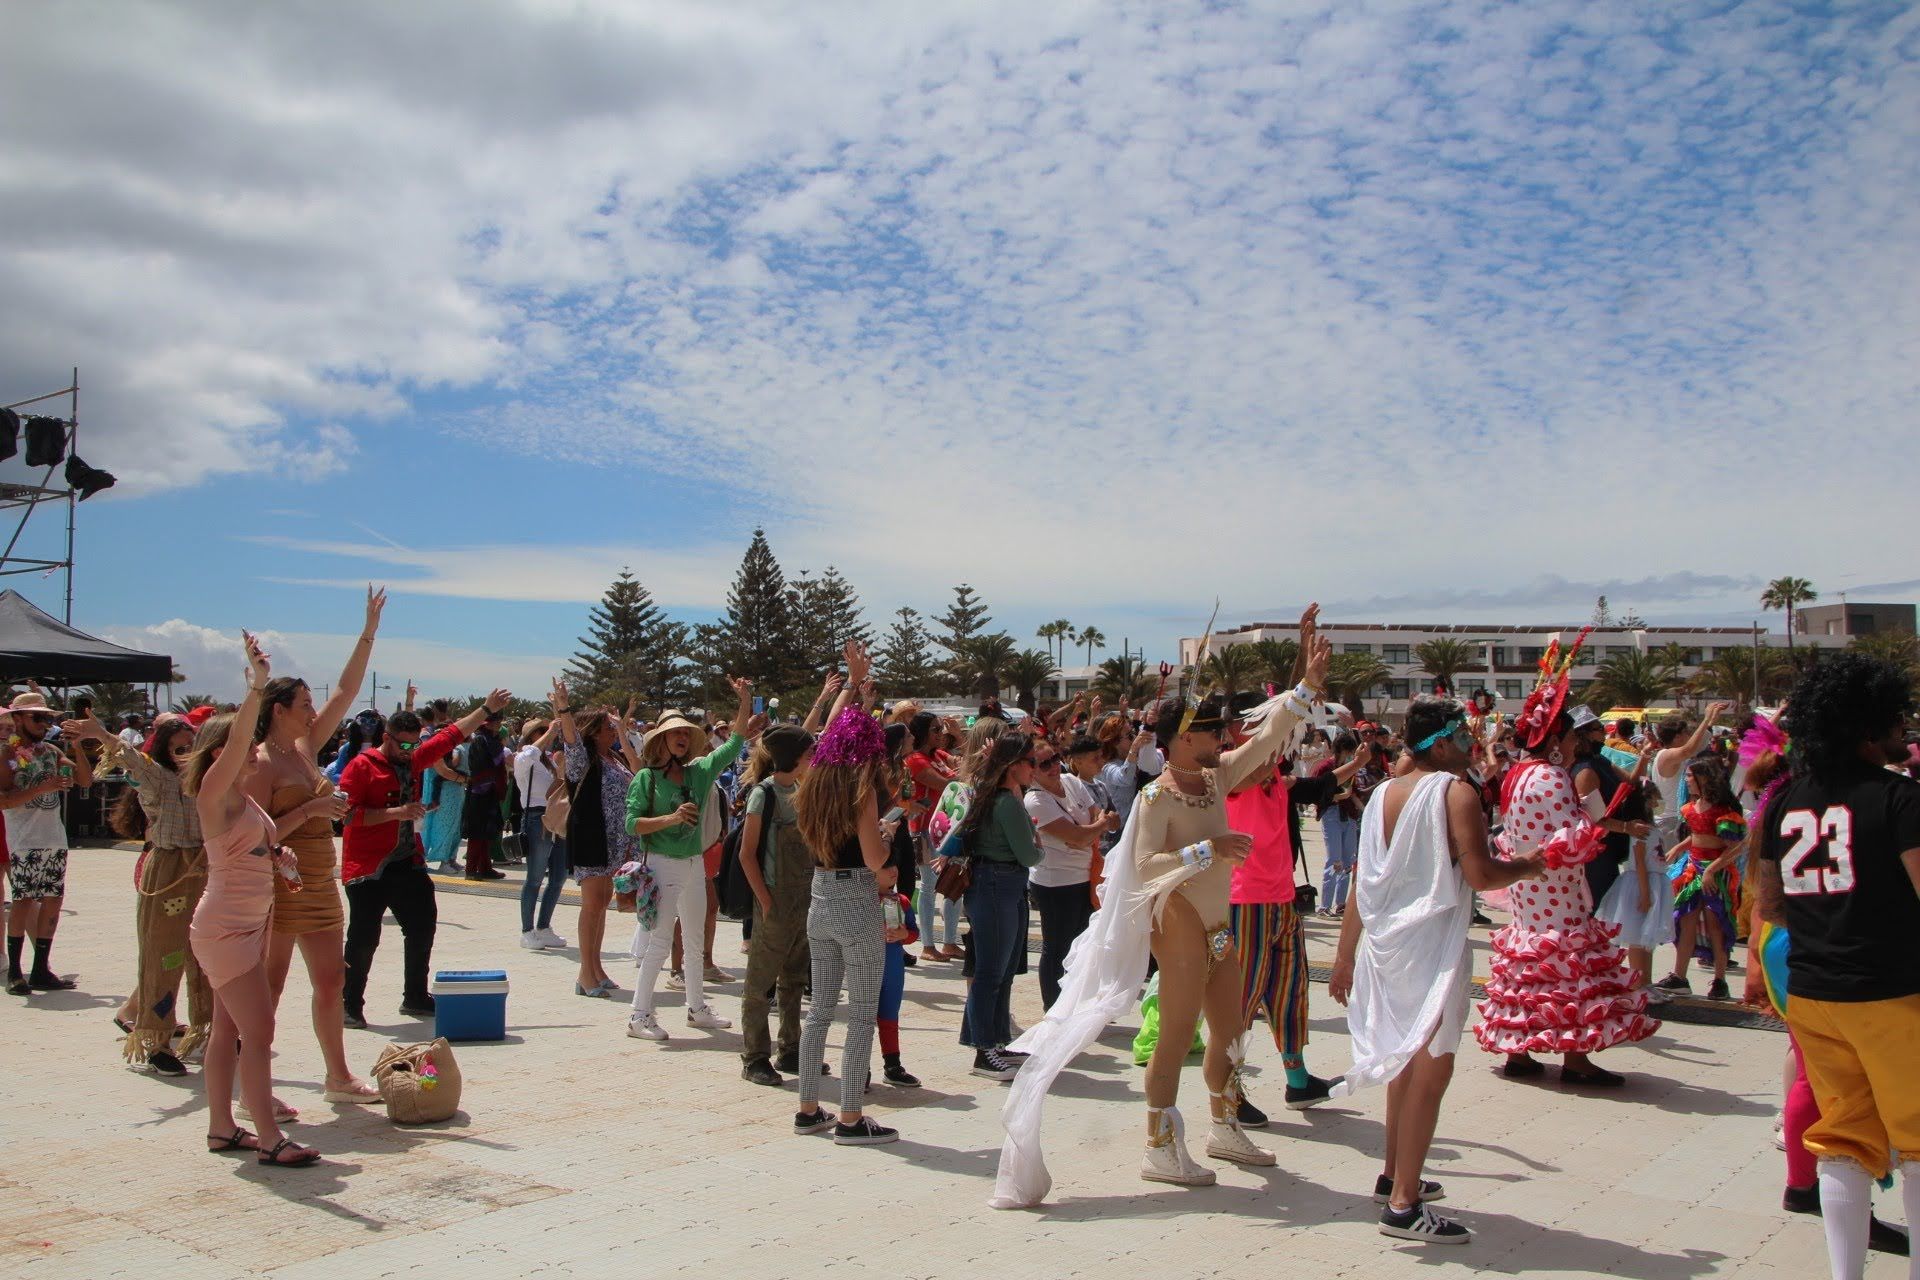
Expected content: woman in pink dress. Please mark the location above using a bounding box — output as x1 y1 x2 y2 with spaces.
187 632 320 1168
1474 634 1660 1086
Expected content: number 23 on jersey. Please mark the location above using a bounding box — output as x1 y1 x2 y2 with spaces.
1777 807 1855 896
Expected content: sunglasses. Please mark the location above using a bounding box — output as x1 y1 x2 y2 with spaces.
23 713 53 723
1031 756 1061 770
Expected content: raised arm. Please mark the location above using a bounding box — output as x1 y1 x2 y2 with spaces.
613 701 644 774
308 586 386 750
201 633 271 807
824 641 871 727
550 680 580 745
1220 625 1330 793
1657 702 1727 776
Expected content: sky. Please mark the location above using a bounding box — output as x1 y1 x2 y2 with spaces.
3 1 1916 703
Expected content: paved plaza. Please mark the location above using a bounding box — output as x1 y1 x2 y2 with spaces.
1 831 1905 1279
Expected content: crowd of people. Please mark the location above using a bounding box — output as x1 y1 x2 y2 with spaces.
3 593 1916 1274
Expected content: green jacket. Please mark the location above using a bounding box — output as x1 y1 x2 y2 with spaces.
625 734 746 859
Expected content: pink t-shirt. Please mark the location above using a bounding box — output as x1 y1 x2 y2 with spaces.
1226 769 1296 906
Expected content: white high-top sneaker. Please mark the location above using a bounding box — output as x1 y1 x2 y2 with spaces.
1141 1107 1217 1186
687 1005 732 1030
1206 1089 1277 1166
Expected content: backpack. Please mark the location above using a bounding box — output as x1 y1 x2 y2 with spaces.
713 780 778 922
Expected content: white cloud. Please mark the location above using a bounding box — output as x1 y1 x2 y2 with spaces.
7 0 1918 616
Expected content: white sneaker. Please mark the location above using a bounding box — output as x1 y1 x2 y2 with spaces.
1206 1118 1277 1167
687 1005 732 1030
520 930 544 950
1141 1108 1216 1186
535 927 568 949
664 971 686 991
626 1013 668 1041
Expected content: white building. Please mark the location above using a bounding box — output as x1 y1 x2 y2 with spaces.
1178 621 1846 718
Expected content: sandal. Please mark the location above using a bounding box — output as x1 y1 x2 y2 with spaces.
256 1136 321 1168
237 1098 300 1124
206 1128 257 1153
113 1015 134 1034
324 1078 381 1104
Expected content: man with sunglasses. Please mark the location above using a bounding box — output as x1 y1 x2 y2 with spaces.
338 689 512 1025
1 691 92 994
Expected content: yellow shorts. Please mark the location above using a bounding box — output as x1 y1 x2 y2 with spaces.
1785 992 1920 1179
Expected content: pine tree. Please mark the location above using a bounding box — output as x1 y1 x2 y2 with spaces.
935 584 992 693
693 528 800 704
565 569 690 712
875 607 942 695
1591 595 1614 626
788 566 873 677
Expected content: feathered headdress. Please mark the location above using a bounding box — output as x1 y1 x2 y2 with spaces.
1739 712 1793 825
813 706 887 768
1513 626 1592 750
1175 599 1223 736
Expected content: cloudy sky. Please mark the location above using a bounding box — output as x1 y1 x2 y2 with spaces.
4 1 1916 701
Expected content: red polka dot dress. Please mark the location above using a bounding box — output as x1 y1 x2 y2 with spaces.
1474 762 1660 1057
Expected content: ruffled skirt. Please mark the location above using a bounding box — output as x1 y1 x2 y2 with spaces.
1474 917 1660 1056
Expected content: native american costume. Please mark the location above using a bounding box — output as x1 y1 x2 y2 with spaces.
1473 632 1659 1058
991 666 1319 1209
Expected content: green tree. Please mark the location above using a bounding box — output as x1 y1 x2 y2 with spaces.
1584 650 1682 709
1591 595 1613 626
1004 649 1061 715
1326 652 1391 713
934 584 994 694
692 528 801 705
1245 639 1301 689
1414 638 1479 697
1689 647 1790 708
787 566 873 678
565 569 691 712
950 632 1018 702
1760 577 1818 652
1851 629 1920 686
171 692 219 713
875 607 943 696
1092 654 1156 702
1197 644 1263 699
83 681 154 721
1036 619 1073 667
1076 625 1107 666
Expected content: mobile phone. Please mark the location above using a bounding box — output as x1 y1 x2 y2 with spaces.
882 806 905 826
752 696 765 715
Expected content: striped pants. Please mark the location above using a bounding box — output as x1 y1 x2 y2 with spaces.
798 868 885 1114
1232 901 1309 1056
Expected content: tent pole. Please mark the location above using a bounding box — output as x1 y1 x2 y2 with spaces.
64 368 77 625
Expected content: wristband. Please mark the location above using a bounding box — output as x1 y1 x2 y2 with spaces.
1279 683 1315 719
1179 840 1213 870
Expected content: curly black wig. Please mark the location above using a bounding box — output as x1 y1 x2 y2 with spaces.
1778 651 1914 783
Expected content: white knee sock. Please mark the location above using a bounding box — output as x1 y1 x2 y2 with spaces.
1816 1158 1871 1280
1901 1162 1918 1280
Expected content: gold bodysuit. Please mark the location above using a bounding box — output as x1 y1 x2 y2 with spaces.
1132 690 1310 955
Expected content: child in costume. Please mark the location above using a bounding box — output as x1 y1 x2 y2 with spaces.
1659 758 1745 1001
876 884 922 1087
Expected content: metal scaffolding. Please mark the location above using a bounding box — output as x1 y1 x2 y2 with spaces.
1 369 81 624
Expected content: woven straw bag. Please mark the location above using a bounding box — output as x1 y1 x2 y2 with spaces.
372 1037 463 1124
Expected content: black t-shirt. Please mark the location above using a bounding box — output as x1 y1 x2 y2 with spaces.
1757 765 1920 1003
1571 754 1635 866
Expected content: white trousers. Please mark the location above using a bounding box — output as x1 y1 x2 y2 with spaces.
630 855 709 1017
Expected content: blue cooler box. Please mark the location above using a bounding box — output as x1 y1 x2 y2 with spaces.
432 969 509 1041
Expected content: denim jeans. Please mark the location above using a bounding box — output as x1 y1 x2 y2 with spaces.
1321 810 1359 912
961 860 1029 1048
518 809 567 933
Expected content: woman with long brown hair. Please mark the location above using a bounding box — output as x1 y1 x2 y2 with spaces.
790 700 899 1146
244 587 382 1108
954 731 1043 1081
549 680 644 997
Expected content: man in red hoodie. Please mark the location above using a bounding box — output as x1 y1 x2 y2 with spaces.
338 689 511 1025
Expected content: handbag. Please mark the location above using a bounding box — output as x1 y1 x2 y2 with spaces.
542 769 571 838
372 1037 463 1125
932 826 972 900
1292 853 1317 915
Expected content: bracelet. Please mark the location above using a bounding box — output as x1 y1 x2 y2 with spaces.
1178 840 1213 870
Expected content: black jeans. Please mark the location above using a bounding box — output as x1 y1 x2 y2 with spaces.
343 859 438 1012
1029 880 1093 1010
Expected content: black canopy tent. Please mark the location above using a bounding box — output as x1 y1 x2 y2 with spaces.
0 588 172 685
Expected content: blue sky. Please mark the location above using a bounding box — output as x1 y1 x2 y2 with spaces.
2 1 1916 701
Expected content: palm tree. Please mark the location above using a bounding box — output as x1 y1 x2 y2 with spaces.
1851 630 1920 684
1004 649 1062 715
1076 626 1106 665
1245 638 1300 689
84 681 154 721
1196 644 1264 699
1326 652 1391 714
1761 577 1818 651
171 692 219 713
1585 650 1682 709
1414 638 1479 697
1092 655 1155 702
1688 648 1789 708
952 633 1019 701
1035 620 1071 666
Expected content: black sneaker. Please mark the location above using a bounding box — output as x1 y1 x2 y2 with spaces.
996 1046 1030 1061
833 1115 900 1146
1236 1096 1269 1129
901 953 918 968
776 1050 830 1077
883 1059 922 1088
741 1057 784 1087
1379 1201 1471 1245
1470 911 1493 925
399 996 436 1017
1869 1216 1910 1257
147 1050 188 1077
1285 1075 1338 1110
793 1108 837 1136
971 1048 1020 1081
1653 974 1691 994
342 1008 368 1030
1374 1174 1446 1204
1706 978 1731 1001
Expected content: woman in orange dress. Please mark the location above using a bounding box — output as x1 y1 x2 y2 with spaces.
189 631 320 1167
243 586 386 1107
